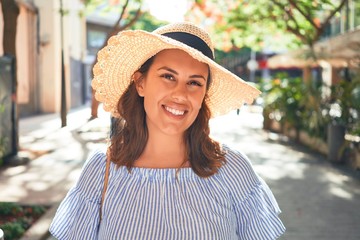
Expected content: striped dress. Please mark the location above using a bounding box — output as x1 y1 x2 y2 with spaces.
49 145 285 239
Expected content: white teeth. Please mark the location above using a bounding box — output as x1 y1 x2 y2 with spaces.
165 106 185 116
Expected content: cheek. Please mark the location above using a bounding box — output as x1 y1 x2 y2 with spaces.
142 90 161 113
143 95 155 111
191 93 206 110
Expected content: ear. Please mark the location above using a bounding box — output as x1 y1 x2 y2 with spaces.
134 72 145 97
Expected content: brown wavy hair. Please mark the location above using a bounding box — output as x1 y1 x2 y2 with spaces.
107 56 225 178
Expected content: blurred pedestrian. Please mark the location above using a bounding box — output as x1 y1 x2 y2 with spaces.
49 22 285 239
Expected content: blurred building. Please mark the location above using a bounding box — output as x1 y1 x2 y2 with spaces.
0 0 87 118
83 8 116 103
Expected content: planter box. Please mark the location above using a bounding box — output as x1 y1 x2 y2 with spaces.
299 131 328 155
263 116 360 171
327 124 346 163
347 145 360 170
264 119 328 155
344 134 360 170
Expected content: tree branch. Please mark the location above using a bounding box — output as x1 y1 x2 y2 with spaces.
322 0 347 28
90 0 143 113
119 6 142 31
287 25 308 43
272 0 312 44
112 0 130 30
313 0 347 42
288 0 320 30
91 1 143 69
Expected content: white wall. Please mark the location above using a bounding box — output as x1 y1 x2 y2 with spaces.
33 0 61 113
33 0 86 113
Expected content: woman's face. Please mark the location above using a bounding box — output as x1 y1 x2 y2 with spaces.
136 49 209 137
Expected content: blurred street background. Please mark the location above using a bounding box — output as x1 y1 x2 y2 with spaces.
0 0 359 239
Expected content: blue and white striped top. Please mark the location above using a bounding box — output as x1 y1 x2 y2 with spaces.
49 145 285 239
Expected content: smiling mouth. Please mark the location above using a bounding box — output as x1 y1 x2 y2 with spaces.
164 106 186 116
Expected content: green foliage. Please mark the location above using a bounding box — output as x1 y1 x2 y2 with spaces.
85 0 142 15
213 0 346 50
261 68 360 140
299 78 328 139
0 202 47 240
221 2 301 50
0 203 22 216
82 0 167 39
261 73 328 139
326 76 360 135
1 222 25 240
261 74 306 130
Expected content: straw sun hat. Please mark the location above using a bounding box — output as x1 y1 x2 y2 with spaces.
91 22 261 118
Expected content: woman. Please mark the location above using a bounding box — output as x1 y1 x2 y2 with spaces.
50 22 285 239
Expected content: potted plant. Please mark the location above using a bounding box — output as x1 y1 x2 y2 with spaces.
325 74 360 163
261 74 307 140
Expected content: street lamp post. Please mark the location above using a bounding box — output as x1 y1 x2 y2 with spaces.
60 0 67 127
246 50 258 82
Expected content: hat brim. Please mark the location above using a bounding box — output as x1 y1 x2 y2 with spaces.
92 30 261 118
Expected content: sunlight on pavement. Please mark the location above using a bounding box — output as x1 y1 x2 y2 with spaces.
329 186 353 200
254 162 308 180
3 165 27 176
324 171 356 200
0 105 112 204
0 151 85 203
323 171 351 184
210 107 311 181
27 181 49 191
0 187 27 201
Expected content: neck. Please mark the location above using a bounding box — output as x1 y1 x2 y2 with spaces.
134 131 189 168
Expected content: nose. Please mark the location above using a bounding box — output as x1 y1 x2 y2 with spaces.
171 83 187 102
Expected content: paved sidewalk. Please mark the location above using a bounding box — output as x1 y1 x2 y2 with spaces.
0 105 111 239
1 105 359 240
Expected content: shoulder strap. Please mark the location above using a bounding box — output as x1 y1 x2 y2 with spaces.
100 157 111 221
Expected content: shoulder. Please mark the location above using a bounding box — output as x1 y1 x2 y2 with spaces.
217 144 261 201
81 149 107 176
74 149 108 196
220 144 259 182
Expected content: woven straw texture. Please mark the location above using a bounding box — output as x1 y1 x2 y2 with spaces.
91 22 261 118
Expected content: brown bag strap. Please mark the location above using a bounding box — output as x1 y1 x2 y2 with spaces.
100 157 111 222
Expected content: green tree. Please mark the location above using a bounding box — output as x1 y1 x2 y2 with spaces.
190 0 347 52
86 0 143 118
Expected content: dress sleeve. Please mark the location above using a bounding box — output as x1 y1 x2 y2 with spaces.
49 149 107 240
220 146 285 239
234 178 285 239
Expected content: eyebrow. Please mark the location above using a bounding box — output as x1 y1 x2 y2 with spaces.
158 66 206 81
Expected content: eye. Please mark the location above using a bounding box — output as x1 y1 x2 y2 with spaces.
160 73 175 81
188 80 203 87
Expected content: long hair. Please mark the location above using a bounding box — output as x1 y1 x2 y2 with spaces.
185 98 225 177
108 56 225 177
